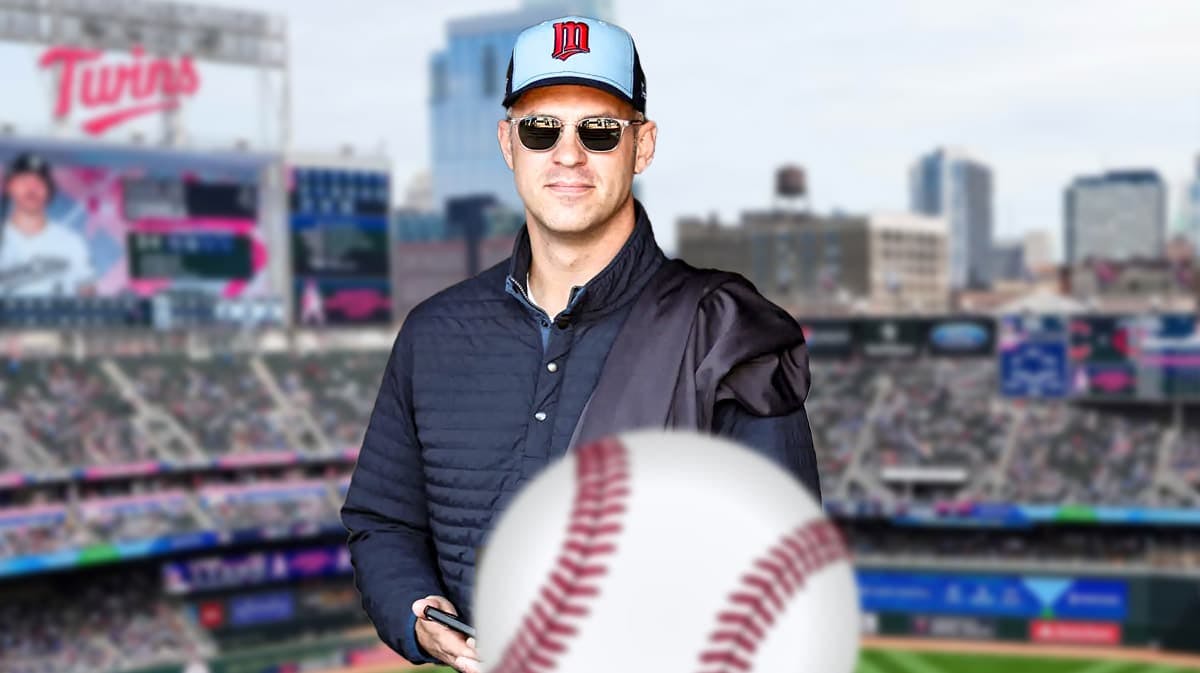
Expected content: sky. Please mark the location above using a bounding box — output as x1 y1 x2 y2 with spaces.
10 0 1200 259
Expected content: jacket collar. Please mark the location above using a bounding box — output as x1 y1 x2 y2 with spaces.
506 198 666 322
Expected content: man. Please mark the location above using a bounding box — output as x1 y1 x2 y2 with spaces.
341 16 820 673
0 152 95 297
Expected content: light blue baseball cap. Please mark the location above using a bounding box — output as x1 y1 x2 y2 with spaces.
502 15 647 113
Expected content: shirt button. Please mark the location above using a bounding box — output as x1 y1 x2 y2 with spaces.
546 362 558 373
534 411 547 422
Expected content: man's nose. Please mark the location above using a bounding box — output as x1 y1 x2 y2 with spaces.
551 126 586 167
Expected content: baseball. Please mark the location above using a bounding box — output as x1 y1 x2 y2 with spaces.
473 429 860 673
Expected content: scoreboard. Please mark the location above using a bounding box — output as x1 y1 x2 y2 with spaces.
289 165 392 326
123 178 261 283
0 137 283 328
1080 313 1200 400
998 314 1200 401
998 315 1070 399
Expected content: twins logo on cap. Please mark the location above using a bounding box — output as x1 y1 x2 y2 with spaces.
551 21 589 61
503 15 647 113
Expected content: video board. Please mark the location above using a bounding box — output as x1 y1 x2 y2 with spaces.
1069 314 1200 400
799 317 996 359
998 315 1070 399
289 165 392 325
995 313 1200 401
0 137 283 327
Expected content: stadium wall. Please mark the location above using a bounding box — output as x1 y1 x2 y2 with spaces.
861 566 1200 653
122 634 399 673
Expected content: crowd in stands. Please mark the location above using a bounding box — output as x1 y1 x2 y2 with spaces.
201 479 341 536
0 350 390 478
0 570 213 673
842 519 1200 570
1170 419 1200 487
0 349 1192 559
806 358 875 493
0 466 352 560
866 358 1012 472
0 507 89 558
1002 403 1164 505
265 350 387 451
79 492 201 546
123 355 291 457
0 359 158 471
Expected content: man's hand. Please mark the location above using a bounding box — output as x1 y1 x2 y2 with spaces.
412 596 480 673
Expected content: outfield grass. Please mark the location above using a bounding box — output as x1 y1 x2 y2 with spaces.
857 649 1200 673
410 649 1200 673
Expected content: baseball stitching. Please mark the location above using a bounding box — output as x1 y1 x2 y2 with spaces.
695 519 850 673
491 436 630 673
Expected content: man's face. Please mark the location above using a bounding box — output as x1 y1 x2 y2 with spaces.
498 84 657 238
5 173 50 217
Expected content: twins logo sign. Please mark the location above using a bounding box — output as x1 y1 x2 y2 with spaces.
38 46 201 136
551 21 590 61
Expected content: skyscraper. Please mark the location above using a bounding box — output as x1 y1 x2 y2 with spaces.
909 147 994 290
1063 170 1166 265
1180 154 1200 250
429 0 614 215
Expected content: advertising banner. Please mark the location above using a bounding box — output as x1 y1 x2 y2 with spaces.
227 591 295 627
163 544 352 595
911 614 997 640
1030 620 1122 646
799 320 856 357
925 317 995 357
857 571 1128 621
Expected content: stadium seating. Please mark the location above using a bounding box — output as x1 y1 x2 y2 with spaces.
0 347 1191 531
1003 403 1164 505
198 478 342 537
1170 422 1200 487
0 358 160 471
263 350 387 450
806 358 876 493
868 358 1012 471
78 491 202 546
0 470 350 565
842 518 1200 569
0 506 85 559
122 355 292 457
0 569 214 673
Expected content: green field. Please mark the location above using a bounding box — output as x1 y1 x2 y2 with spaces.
412 650 1200 673
856 650 1200 673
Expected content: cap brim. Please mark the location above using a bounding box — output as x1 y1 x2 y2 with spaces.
502 76 641 112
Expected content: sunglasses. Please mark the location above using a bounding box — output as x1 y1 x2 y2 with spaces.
507 114 645 153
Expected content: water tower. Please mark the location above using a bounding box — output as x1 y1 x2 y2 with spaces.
773 164 809 213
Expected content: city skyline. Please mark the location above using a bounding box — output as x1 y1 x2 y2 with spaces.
13 0 1195 260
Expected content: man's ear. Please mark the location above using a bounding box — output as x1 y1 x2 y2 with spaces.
497 119 515 171
632 120 657 175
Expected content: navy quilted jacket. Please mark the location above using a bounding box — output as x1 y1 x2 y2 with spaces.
340 200 820 663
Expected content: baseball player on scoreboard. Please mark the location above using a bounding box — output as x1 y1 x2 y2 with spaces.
0 152 95 298
341 15 820 673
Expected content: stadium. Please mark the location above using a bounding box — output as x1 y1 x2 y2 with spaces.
1 1 1199 673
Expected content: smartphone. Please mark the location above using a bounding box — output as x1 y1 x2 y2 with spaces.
424 605 477 640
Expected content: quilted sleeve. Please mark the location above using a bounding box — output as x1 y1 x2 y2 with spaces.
340 323 443 664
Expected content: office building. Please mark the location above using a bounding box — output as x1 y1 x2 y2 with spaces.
909 147 994 290
430 0 614 214
677 209 948 313
1064 170 1166 264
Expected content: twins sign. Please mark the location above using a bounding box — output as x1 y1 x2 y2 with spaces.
38 45 201 136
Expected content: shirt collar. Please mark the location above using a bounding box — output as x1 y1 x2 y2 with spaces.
506 198 666 321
